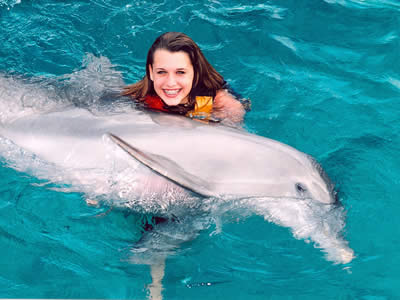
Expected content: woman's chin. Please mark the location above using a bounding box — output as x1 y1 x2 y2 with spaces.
162 97 183 107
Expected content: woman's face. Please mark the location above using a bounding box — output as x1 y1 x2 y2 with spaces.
149 49 194 106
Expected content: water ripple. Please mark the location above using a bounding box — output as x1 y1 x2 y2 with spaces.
323 0 400 10
207 3 287 20
270 35 297 53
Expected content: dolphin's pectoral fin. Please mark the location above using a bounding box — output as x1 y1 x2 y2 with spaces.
108 133 217 198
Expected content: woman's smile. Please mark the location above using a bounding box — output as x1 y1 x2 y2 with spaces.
163 89 181 96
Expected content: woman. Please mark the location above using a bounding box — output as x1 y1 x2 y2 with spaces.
122 32 248 124
122 32 249 299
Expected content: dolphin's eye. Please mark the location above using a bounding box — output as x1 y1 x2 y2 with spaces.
295 183 307 193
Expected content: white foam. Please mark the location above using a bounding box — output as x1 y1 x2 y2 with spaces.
222 196 354 264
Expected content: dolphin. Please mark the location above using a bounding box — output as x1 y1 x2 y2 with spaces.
0 106 354 264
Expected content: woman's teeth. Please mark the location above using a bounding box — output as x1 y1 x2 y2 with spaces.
164 89 180 95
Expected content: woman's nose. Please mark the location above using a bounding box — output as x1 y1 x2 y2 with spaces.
166 74 177 86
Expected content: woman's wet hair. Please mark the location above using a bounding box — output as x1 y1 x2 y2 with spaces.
122 32 226 114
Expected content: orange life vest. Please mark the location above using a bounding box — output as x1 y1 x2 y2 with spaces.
143 95 214 121
143 95 170 112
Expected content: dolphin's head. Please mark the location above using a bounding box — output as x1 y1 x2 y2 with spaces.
291 156 337 205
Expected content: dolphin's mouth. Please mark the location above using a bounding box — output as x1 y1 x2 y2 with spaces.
309 157 335 188
333 190 339 204
307 156 338 203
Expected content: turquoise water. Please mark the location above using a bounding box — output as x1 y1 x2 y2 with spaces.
1 0 400 299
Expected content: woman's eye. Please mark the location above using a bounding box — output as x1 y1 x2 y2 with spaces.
177 71 185 75
157 71 166 74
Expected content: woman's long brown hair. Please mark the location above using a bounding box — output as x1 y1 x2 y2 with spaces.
122 32 226 114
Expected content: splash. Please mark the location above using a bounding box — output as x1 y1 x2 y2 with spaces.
0 74 65 124
0 0 21 10
57 54 126 113
0 54 127 125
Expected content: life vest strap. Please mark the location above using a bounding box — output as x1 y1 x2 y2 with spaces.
143 95 214 122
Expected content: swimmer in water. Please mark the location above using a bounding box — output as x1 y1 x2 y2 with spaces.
122 32 249 124
122 32 250 299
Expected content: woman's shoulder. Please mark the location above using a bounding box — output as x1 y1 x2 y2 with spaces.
214 89 244 109
213 89 245 123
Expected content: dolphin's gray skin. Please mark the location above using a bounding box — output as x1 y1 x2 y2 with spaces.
0 107 354 264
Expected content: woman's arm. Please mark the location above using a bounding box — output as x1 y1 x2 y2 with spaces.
213 89 245 123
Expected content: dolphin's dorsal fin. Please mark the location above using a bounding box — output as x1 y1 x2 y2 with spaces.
108 133 217 198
